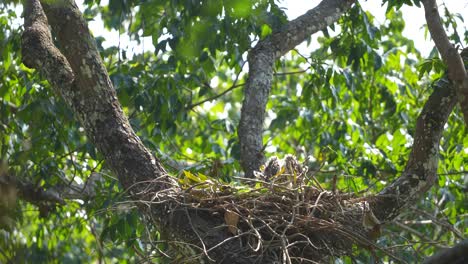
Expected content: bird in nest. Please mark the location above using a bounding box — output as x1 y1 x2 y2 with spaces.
254 155 307 186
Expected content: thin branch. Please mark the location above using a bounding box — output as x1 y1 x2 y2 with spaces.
0 98 18 113
188 83 245 109
438 170 468 175
184 207 215 262
274 67 311 76
412 207 464 239
188 60 247 109
392 221 440 245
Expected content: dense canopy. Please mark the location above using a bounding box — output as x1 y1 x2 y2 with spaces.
0 0 467 263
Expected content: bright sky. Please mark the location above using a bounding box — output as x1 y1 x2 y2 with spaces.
278 0 468 56
77 0 468 58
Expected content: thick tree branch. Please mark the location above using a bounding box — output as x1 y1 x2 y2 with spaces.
19 0 256 261
21 0 175 193
371 23 468 223
21 0 74 90
372 75 457 222
423 239 468 264
238 0 354 177
422 0 468 126
271 0 355 57
20 0 463 262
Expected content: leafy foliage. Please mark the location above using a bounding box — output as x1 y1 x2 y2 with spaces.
0 0 467 263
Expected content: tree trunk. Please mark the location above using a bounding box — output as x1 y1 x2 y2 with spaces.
20 0 464 262
238 0 355 177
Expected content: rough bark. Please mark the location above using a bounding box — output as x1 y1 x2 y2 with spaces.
238 0 355 177
22 0 174 194
422 0 468 126
20 0 463 262
372 75 457 222
20 0 272 262
367 0 468 224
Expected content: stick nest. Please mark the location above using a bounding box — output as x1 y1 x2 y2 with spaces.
152 155 380 262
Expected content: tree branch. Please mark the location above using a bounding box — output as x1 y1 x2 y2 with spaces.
238 0 354 177
188 61 247 109
0 174 64 219
0 171 107 206
20 0 253 261
372 75 457 222
0 98 18 114
188 83 245 109
20 0 461 262
422 0 468 126
392 221 439 245
271 0 355 57
21 0 74 90
21 0 175 193
423 239 468 264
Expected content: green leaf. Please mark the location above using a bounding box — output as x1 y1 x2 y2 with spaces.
260 24 272 39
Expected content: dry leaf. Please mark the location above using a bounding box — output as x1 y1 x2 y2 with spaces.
224 209 239 235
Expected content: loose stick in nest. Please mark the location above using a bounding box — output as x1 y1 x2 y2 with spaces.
147 156 403 262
